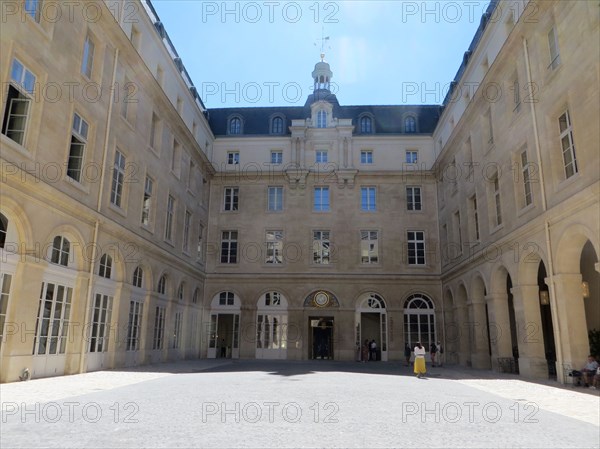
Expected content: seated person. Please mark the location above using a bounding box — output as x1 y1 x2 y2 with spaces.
592 367 600 390
581 355 599 387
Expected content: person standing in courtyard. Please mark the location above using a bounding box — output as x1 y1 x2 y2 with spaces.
414 342 426 378
370 339 377 361
362 339 369 362
404 343 412 366
436 341 443 367
430 341 438 367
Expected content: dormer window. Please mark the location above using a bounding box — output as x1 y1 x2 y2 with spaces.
228 116 242 135
271 116 284 134
360 116 373 134
317 110 327 128
405 116 417 133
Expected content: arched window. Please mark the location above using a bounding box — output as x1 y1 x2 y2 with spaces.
98 253 112 279
317 110 327 128
366 293 385 309
0 213 7 249
271 116 284 134
158 274 167 295
178 283 184 301
51 236 70 266
192 288 200 304
219 291 234 306
265 291 282 306
229 117 241 135
132 266 143 288
405 116 417 133
403 294 436 350
360 116 372 134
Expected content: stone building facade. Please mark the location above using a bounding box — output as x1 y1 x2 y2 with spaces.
0 0 598 382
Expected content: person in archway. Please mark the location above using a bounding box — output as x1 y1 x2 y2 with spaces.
362 339 369 362
581 355 599 387
220 338 227 358
404 343 412 366
414 342 426 378
436 341 443 367
370 339 377 361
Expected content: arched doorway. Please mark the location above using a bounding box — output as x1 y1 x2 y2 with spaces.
255 291 288 359
304 291 339 360
355 293 388 361
404 294 437 361
537 261 557 378
207 291 241 359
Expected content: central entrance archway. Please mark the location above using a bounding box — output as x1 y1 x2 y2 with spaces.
355 293 388 361
309 317 334 359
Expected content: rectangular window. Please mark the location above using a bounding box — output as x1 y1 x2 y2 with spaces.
268 186 283 211
171 140 181 175
2 59 35 145
223 187 239 211
360 231 379 264
559 110 578 179
81 35 95 78
271 151 283 164
407 231 426 265
548 26 561 70
470 195 480 241
110 150 126 207
361 150 373 164
313 230 330 264
493 175 502 226
67 113 89 182
173 312 182 349
221 231 238 264
0 273 12 351
165 195 175 241
197 223 204 262
89 293 113 353
361 187 376 211
316 150 328 163
141 176 153 226
314 187 330 211
121 77 130 120
265 231 283 264
227 151 240 165
484 108 494 145
25 0 41 22
521 150 533 206
453 211 462 249
126 300 143 351
405 151 418 164
512 74 521 111
33 282 73 355
406 186 422 211
149 113 160 149
183 210 192 253
153 306 166 350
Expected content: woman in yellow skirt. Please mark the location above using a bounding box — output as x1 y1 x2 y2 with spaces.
413 342 426 378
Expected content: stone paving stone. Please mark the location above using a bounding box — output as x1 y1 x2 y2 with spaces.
1 360 598 449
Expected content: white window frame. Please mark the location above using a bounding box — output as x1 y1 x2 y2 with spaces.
165 195 175 241
268 186 283 212
360 230 379 264
265 230 283 264
559 110 578 179
223 187 239 211
110 150 126 207
361 186 377 211
406 186 422 211
313 230 331 265
67 113 89 183
407 231 426 265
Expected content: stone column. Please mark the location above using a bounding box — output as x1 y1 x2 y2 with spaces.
551 273 589 375
485 293 513 371
469 300 491 369
511 284 547 379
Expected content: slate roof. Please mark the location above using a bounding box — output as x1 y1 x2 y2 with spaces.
207 100 442 137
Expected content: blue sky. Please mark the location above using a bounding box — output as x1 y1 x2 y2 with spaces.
151 1 490 107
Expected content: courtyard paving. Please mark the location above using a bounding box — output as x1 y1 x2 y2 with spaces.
1 359 599 448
